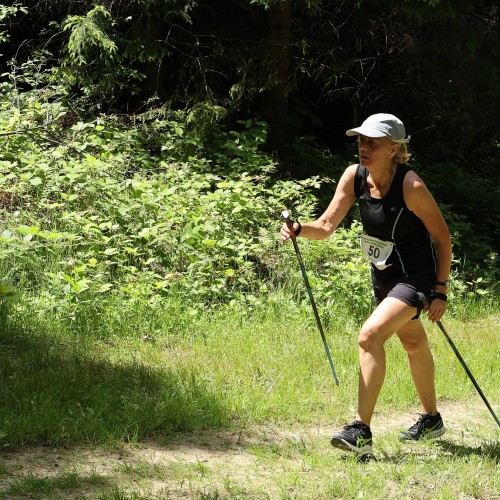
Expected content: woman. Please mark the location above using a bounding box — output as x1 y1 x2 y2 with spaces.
280 113 452 456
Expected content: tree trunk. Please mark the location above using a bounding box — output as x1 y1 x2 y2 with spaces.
257 0 292 158
352 1 365 126
142 13 167 100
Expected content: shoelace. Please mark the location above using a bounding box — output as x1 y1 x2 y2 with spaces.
408 413 432 432
343 422 369 437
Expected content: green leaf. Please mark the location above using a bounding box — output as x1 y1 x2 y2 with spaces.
0 230 13 240
14 225 40 235
217 238 231 247
38 231 65 239
29 176 43 186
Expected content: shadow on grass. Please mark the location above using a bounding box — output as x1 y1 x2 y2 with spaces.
358 439 500 464
435 439 500 462
0 315 231 447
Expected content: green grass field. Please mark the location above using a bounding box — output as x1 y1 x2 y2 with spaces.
0 296 498 498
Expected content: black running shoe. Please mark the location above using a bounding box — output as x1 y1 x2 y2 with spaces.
331 420 373 454
399 412 446 441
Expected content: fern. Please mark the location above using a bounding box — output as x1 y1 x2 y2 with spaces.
62 6 117 65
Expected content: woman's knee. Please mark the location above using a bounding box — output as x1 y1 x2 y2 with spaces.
358 323 386 351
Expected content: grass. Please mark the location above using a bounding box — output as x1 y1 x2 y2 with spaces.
0 293 498 498
0 294 498 437
2 468 107 498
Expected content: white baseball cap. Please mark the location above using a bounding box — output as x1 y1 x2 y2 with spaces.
346 113 409 142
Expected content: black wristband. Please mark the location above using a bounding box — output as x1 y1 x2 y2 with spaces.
430 291 448 302
294 221 302 236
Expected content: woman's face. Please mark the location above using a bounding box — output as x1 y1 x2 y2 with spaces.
357 135 396 168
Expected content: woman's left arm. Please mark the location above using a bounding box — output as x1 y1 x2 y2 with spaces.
404 171 452 322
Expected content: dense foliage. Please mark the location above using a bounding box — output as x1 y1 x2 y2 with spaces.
0 84 496 327
0 1 498 323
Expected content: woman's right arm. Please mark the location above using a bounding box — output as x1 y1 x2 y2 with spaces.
281 164 358 242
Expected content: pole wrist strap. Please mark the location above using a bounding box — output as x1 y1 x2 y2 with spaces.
430 291 448 302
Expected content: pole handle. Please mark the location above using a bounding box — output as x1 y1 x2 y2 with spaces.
281 210 296 236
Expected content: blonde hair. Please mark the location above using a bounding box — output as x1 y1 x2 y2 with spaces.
385 137 411 164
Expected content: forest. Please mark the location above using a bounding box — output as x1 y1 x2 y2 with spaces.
1 1 498 309
0 2 499 498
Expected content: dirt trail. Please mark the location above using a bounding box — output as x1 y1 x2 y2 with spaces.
0 402 498 498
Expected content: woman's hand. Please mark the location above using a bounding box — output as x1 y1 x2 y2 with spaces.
426 296 447 322
280 221 301 243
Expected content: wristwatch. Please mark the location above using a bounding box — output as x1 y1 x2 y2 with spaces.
435 280 450 288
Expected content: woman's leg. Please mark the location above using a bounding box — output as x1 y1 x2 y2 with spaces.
396 319 437 415
356 297 419 426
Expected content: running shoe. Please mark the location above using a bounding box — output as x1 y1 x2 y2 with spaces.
399 412 446 441
331 420 373 454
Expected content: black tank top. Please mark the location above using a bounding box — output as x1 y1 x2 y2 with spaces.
354 164 437 281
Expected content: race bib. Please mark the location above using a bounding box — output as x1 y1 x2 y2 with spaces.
359 233 394 270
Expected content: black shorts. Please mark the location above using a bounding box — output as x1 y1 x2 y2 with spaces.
372 274 434 319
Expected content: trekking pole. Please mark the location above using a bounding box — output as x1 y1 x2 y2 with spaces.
282 210 340 386
418 293 500 428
